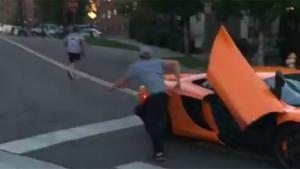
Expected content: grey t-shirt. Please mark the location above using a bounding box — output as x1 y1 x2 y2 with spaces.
126 59 166 94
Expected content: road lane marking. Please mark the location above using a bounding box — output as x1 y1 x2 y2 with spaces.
0 115 143 154
116 161 167 169
0 36 137 96
0 150 67 169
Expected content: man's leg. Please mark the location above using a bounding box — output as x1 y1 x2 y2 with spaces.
67 53 81 79
69 61 76 70
144 120 165 154
67 53 76 79
144 93 169 160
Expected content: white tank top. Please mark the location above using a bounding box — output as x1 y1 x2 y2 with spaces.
66 33 82 54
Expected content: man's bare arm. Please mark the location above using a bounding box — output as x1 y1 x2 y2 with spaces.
109 75 129 92
164 60 181 89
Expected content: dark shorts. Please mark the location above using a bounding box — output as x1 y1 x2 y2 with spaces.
68 53 81 63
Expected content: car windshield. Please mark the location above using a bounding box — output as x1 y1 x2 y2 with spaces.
264 74 300 106
192 79 213 89
193 74 300 106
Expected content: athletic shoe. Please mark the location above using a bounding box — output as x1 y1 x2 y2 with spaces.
153 152 166 162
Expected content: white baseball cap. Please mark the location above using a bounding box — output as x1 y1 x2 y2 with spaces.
140 46 153 56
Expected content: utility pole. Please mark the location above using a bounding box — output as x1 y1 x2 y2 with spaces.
69 0 78 25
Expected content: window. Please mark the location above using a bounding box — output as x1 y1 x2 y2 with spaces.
107 10 111 19
193 78 212 89
265 74 300 106
102 13 106 19
181 96 211 130
113 9 117 16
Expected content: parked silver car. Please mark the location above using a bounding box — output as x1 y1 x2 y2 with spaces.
31 24 62 37
79 28 103 38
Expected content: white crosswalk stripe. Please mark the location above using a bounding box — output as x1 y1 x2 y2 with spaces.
0 116 143 154
116 161 167 169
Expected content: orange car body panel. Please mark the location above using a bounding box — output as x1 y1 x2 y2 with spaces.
206 26 285 129
277 103 300 125
165 80 213 100
278 112 300 125
168 91 220 143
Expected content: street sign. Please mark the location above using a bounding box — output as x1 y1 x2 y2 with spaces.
69 0 79 13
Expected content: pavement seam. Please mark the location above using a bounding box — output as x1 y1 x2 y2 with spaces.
0 36 137 97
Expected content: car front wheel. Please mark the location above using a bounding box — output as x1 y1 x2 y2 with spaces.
274 122 300 169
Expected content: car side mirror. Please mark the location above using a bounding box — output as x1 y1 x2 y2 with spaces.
274 70 285 99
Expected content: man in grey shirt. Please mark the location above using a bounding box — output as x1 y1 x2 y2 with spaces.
110 46 181 161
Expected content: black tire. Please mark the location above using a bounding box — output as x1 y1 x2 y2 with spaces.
274 122 300 169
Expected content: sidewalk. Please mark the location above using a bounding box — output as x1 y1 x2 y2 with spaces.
109 37 209 72
6 35 206 73
109 37 209 59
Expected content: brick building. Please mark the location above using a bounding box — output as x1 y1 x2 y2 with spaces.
0 0 35 25
0 0 18 24
22 0 35 25
96 0 129 36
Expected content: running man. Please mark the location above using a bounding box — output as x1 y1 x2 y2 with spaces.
64 26 86 79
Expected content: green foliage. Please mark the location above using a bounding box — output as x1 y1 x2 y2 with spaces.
212 0 242 22
166 56 208 70
85 37 139 51
140 0 203 19
115 0 138 15
35 0 65 24
211 0 284 30
35 0 87 24
117 0 203 54
242 0 282 27
128 8 185 52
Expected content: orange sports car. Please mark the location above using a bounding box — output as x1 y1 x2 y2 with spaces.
137 26 300 168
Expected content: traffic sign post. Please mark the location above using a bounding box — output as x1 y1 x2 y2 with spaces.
68 0 78 25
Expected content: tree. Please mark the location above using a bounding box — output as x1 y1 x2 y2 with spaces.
141 0 204 57
115 0 137 15
211 0 242 23
278 0 300 66
116 0 203 57
243 1 282 65
35 0 65 24
212 0 284 65
35 0 87 25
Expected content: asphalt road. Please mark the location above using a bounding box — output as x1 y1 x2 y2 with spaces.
0 35 279 169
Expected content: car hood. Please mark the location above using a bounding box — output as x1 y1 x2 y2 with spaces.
207 26 285 129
